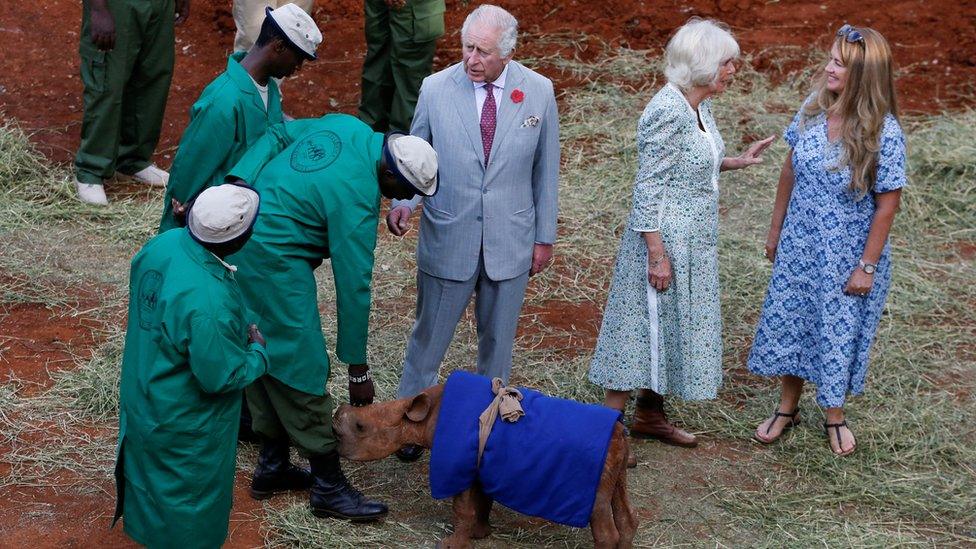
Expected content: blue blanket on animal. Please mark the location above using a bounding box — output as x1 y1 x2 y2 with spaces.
429 371 621 528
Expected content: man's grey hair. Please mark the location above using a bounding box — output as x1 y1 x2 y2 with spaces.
460 4 518 58
664 18 740 91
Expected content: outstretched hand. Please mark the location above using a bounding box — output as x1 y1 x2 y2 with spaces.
736 135 776 168
724 135 776 171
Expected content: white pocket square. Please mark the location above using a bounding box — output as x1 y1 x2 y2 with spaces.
520 115 540 128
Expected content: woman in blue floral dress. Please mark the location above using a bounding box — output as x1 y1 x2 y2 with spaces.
589 18 774 454
749 26 907 456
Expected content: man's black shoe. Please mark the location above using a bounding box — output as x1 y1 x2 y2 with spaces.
250 437 313 500
394 443 425 462
308 452 388 522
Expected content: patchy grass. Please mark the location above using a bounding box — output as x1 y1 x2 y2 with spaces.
0 41 973 546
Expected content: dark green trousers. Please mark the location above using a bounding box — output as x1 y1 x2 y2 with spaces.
246 375 337 456
75 0 175 185
358 0 444 133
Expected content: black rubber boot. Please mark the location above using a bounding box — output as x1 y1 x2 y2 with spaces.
249 437 313 500
308 452 388 522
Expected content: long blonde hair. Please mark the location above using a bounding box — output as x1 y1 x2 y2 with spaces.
803 27 899 197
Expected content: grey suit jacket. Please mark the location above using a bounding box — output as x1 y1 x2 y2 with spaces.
393 61 560 282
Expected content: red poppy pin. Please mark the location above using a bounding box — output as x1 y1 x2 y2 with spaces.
510 89 525 103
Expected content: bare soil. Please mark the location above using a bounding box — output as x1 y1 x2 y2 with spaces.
0 302 98 393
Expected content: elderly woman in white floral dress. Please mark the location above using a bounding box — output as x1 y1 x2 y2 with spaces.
589 18 774 456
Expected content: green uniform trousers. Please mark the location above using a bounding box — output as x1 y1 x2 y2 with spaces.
76 0 175 185
246 375 337 456
358 0 444 133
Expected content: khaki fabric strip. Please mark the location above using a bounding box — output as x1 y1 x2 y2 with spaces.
477 378 525 467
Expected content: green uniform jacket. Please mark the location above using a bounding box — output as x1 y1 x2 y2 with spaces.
114 229 268 548
159 52 282 232
227 114 383 395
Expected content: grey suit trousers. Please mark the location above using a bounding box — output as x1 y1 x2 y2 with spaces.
396 255 530 398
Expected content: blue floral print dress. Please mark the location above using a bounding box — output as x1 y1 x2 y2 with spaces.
589 83 725 400
747 99 908 407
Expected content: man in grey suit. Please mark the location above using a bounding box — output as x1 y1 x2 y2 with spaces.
386 4 559 460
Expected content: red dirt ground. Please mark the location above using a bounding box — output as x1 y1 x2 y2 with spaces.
0 474 270 548
1 1 974 547
0 302 99 393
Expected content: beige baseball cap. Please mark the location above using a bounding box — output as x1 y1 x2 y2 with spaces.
385 134 439 197
265 4 322 60
187 184 260 244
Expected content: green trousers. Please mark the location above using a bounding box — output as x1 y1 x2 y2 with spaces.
246 375 337 456
75 0 175 185
358 0 444 133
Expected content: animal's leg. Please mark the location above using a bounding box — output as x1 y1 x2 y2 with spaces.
471 481 493 539
611 459 638 548
590 489 620 549
440 488 477 549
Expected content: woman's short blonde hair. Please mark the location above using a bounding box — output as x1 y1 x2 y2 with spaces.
664 18 740 91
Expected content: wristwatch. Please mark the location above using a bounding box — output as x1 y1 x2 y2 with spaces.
858 259 877 274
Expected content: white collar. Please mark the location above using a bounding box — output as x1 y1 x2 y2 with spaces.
472 63 510 91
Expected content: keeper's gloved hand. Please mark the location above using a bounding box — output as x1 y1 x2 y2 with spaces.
348 364 374 407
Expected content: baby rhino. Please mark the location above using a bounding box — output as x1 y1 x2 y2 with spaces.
333 371 637 548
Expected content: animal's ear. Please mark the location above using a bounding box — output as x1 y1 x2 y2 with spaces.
405 393 431 423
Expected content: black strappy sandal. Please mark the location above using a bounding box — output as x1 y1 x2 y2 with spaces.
753 408 801 444
824 420 857 456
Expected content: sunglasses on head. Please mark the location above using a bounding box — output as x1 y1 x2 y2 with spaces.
836 24 864 44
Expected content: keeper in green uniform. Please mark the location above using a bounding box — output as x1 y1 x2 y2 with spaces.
225 114 438 520
75 0 189 206
113 184 268 548
359 0 445 132
159 4 322 232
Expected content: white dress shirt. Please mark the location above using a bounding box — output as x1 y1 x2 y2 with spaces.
473 63 510 119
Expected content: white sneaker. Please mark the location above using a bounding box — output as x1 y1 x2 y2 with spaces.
128 164 169 187
75 177 109 206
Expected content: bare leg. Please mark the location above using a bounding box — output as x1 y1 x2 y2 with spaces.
604 389 631 411
755 375 804 442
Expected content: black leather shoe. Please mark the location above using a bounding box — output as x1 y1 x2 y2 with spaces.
308 452 388 522
394 443 425 462
250 437 313 500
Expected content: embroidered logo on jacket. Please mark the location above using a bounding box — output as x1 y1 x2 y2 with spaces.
290 130 342 173
137 270 163 330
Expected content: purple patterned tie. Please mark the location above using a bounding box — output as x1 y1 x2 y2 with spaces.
480 82 497 163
